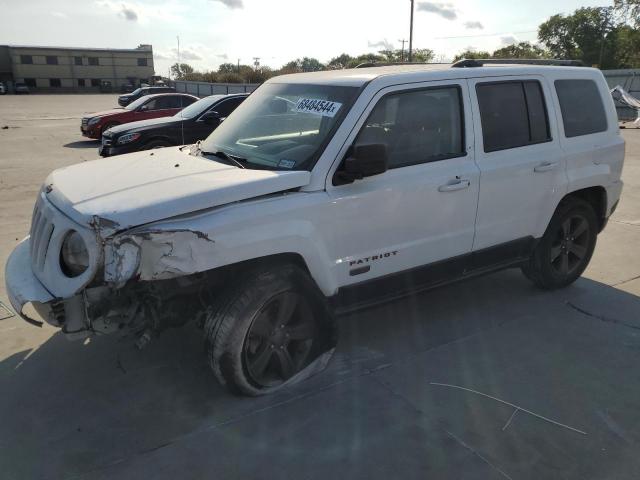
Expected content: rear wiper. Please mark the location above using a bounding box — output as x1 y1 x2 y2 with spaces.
199 149 247 169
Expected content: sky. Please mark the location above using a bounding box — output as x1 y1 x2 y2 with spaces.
0 0 613 76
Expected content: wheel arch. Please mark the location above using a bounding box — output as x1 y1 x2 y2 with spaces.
562 186 608 232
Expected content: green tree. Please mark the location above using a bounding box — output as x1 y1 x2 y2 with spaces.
327 53 354 69
218 63 238 74
615 0 640 27
411 48 435 62
492 41 548 58
610 25 640 67
538 7 616 67
452 49 491 62
170 63 195 80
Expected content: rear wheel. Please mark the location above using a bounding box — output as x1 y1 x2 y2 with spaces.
204 263 336 396
522 197 598 289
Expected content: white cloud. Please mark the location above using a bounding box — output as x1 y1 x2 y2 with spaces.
120 5 138 21
368 39 395 51
464 21 483 29
51 11 68 18
417 2 457 21
500 35 518 45
210 0 243 9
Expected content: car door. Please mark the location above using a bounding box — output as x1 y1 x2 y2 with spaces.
468 76 567 257
190 96 246 143
325 80 480 295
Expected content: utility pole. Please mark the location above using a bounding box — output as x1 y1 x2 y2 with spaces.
399 39 407 62
237 58 240 73
176 35 180 78
598 9 610 68
408 0 414 62
253 57 261 71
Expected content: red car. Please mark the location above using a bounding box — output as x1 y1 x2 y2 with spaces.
80 93 198 139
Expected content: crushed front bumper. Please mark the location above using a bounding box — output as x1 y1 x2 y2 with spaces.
4 238 55 327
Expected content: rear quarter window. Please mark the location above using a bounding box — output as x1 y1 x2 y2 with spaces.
555 79 608 138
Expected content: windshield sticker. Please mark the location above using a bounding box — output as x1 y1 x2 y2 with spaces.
278 159 296 169
294 98 342 118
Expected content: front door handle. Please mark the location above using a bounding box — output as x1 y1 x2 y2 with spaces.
534 162 558 173
438 179 471 192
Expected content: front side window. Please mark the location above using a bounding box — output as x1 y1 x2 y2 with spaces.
476 80 551 152
355 86 465 169
201 83 360 171
175 95 224 119
555 79 607 138
212 96 246 117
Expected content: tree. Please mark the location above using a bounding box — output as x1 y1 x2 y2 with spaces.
538 7 616 67
615 0 640 27
327 53 354 69
300 57 325 72
609 25 640 67
411 48 435 63
170 63 195 80
492 42 548 59
218 63 238 74
452 49 491 62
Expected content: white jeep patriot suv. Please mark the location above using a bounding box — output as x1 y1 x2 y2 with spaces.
5 60 625 396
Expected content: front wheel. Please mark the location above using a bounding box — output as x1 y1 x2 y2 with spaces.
522 197 598 290
204 264 337 396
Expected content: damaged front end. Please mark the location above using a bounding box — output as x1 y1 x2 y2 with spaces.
5 199 224 347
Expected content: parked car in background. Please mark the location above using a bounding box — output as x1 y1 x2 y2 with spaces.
14 82 29 94
118 86 175 106
81 93 198 139
0 82 6 95
120 84 135 93
100 93 248 156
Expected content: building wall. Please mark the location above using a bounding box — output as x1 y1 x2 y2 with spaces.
5 45 154 92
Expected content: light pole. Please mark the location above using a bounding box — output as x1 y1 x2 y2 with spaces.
399 39 407 62
408 0 414 62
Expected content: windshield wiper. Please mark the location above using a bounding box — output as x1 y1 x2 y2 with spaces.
192 143 247 169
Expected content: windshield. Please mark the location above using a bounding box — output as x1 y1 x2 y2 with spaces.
125 96 149 110
200 83 360 171
174 95 224 119
129 88 141 96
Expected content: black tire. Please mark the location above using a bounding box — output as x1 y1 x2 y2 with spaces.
143 139 173 150
522 197 598 290
204 263 337 396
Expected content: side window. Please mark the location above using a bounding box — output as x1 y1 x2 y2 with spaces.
142 98 157 110
476 80 551 152
212 97 244 117
355 86 465 169
555 79 607 138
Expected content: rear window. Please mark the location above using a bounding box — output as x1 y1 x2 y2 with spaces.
476 80 551 152
555 79 607 138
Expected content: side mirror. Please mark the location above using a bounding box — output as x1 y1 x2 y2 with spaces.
335 143 388 185
201 110 222 126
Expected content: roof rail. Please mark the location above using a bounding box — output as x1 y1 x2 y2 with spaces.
354 62 450 68
451 58 584 68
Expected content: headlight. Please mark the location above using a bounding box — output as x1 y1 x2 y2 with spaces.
60 230 89 277
88 117 101 126
117 132 142 145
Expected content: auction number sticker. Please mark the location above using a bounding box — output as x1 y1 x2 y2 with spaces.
294 98 342 118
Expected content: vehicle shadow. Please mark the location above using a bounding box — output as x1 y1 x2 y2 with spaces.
1 269 640 479
64 140 100 149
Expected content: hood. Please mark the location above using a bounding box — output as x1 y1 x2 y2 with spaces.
107 115 180 135
44 147 312 234
85 108 125 119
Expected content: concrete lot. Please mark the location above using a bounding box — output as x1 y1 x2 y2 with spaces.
1 94 639 480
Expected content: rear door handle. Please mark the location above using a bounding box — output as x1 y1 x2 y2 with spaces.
438 179 471 192
534 162 558 173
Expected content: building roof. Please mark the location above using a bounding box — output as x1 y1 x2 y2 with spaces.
3 44 152 53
